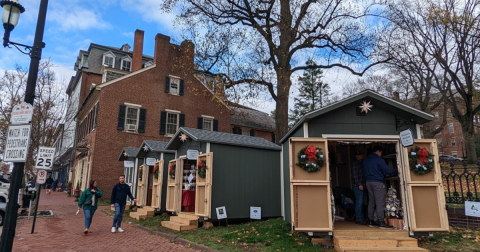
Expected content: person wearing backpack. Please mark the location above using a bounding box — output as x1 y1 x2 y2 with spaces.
78 179 103 235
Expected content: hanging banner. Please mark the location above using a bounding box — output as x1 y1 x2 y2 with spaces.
124 160 134 168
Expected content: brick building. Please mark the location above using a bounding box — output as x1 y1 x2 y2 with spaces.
69 30 275 197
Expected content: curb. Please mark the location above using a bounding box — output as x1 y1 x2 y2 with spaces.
134 224 220 252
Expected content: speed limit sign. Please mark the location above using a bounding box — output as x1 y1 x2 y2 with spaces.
35 146 56 170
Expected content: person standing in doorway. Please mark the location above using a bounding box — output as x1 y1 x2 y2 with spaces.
52 179 59 192
351 151 366 225
45 176 54 194
363 145 397 229
78 179 102 235
110 175 138 233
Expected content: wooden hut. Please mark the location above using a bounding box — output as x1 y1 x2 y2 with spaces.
160 127 282 230
279 90 447 252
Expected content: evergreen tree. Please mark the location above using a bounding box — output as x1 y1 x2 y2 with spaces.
289 59 330 128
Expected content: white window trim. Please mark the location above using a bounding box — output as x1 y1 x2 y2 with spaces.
165 112 180 136
202 117 213 131
125 105 140 133
102 51 116 68
121 56 132 72
169 77 180 95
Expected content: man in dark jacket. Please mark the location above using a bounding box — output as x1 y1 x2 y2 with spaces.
45 176 54 195
363 145 397 229
110 175 137 233
351 151 366 225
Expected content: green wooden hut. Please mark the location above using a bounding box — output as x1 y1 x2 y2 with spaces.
163 127 282 221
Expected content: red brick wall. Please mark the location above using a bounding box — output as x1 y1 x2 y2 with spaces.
75 34 232 198
79 72 102 108
253 130 274 142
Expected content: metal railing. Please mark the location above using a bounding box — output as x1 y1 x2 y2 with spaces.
442 162 480 204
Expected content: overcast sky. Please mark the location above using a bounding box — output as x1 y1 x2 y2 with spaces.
0 0 361 114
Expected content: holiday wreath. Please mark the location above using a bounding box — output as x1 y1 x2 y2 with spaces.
138 166 143 181
198 160 207 178
169 163 176 179
153 163 159 179
408 146 434 175
296 145 325 172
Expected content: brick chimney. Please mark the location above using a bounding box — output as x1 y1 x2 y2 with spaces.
154 33 171 69
132 29 144 72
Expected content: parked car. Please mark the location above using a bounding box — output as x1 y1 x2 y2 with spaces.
0 201 5 226
0 181 9 203
439 155 463 162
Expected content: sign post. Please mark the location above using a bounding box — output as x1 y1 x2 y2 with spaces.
31 170 46 234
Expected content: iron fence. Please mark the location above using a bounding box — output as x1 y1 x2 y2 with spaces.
442 162 480 204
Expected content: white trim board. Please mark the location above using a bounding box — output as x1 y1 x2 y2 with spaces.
321 134 400 139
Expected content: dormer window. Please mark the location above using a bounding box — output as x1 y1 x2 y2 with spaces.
102 51 116 68
165 76 184 96
121 56 132 72
121 44 131 52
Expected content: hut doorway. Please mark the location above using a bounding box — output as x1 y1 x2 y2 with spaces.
327 140 406 231
180 158 197 213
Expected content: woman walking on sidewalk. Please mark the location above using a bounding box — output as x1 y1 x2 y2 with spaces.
78 179 103 235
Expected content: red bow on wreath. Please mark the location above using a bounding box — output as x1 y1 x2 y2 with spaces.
153 163 158 173
418 148 428 163
305 145 318 161
169 164 174 172
198 161 203 168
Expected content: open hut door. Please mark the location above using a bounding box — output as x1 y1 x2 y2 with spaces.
195 153 213 217
136 164 149 207
290 139 332 232
402 139 449 233
151 160 163 209
166 159 180 212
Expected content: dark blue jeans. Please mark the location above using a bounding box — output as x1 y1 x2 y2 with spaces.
83 209 96 229
353 186 365 221
112 203 126 228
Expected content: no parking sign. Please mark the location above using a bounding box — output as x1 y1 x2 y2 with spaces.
36 170 47 184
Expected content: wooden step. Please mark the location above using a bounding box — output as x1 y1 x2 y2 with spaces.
335 246 428 252
334 230 409 238
137 207 155 216
161 221 197 231
170 216 198 225
178 213 198 220
129 212 147 220
334 236 418 248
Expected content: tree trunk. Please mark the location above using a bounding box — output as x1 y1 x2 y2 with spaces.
463 130 477 163
275 69 292 143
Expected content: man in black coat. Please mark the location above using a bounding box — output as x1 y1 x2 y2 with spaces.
110 175 137 233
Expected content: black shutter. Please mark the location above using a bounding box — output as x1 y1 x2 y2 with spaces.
250 129 255 136
160 111 166 135
165 76 170 93
213 119 218 131
271 133 276 143
93 103 99 128
117 105 126 130
179 114 185 127
138 108 146 133
197 117 203 129
179 79 184 96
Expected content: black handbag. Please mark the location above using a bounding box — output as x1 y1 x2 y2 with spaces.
84 198 92 205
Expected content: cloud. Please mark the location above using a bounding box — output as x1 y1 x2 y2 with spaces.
122 32 134 38
49 8 111 31
118 0 176 32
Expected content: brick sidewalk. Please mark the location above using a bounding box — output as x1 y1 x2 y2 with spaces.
10 191 199 252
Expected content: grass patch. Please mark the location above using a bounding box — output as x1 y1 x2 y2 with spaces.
418 226 480 252
97 200 111 206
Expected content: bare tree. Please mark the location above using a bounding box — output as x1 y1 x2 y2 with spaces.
383 0 480 162
162 0 391 140
0 60 68 176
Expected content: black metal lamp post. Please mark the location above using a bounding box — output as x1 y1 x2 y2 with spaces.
0 0 48 251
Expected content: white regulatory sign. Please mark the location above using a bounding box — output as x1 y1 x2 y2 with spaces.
37 170 47 184
35 146 56 170
4 124 31 162
11 102 34 125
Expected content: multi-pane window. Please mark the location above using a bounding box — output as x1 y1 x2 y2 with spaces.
121 60 131 71
126 107 139 131
437 139 443 145
242 130 250 136
203 118 213 131
170 78 180 95
104 56 114 68
449 123 454 133
447 109 452 117
452 151 458 157
435 125 440 130
451 138 456 146
166 113 179 135
434 112 439 118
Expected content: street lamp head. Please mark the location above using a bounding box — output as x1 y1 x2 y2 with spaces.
1 0 25 32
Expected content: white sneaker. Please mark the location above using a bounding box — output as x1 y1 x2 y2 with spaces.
117 227 124 233
111 227 116 233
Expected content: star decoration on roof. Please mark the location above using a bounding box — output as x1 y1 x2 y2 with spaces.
179 133 188 142
123 151 128 157
359 100 373 114
143 145 149 152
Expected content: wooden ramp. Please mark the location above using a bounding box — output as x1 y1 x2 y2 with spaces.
161 212 198 231
333 222 428 252
129 206 155 220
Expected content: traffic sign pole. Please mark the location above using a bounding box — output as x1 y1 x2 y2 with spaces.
31 183 42 234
